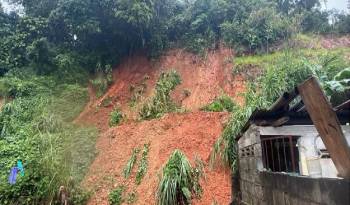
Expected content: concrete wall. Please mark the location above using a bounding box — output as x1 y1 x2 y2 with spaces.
237 125 350 205
259 172 350 205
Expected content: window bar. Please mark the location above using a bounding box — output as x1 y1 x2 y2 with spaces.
289 136 296 172
261 140 266 168
282 137 288 172
270 140 275 171
277 139 281 172
264 140 269 170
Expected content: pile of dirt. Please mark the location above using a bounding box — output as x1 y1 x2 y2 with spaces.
77 48 243 204
83 112 231 205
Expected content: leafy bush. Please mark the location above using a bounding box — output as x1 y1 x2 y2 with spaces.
140 70 181 120
221 6 296 54
109 186 125 205
201 95 237 112
157 150 202 205
135 143 150 185
0 77 38 98
109 107 124 127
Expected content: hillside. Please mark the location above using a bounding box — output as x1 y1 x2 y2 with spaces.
75 48 243 204
1 0 350 204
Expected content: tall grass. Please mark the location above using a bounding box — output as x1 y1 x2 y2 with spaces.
157 150 203 205
211 49 350 171
0 73 98 204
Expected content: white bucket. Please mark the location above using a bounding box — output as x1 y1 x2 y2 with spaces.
306 157 322 178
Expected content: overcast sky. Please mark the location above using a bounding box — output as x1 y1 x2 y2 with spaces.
322 0 349 12
1 0 349 13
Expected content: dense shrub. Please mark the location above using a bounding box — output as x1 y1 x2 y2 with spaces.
221 6 296 54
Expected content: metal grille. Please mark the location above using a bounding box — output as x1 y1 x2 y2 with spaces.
261 136 299 173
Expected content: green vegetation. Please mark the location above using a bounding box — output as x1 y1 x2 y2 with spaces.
0 73 98 204
109 107 124 127
101 97 113 108
126 191 138 204
91 64 113 97
123 148 140 179
108 186 138 205
201 95 237 112
140 70 181 120
0 0 349 203
129 79 148 108
108 186 125 205
157 150 203 205
211 49 350 171
2 0 347 78
135 143 150 185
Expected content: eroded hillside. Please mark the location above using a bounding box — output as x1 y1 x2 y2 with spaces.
76 48 244 204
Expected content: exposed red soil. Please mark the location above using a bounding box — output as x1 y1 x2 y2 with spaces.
83 112 231 205
77 48 244 205
320 35 350 49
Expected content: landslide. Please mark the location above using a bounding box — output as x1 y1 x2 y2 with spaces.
76 48 245 205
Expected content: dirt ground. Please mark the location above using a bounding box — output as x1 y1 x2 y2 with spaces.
76 47 243 205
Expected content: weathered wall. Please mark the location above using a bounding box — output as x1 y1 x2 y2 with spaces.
238 125 350 205
259 172 350 205
238 125 264 205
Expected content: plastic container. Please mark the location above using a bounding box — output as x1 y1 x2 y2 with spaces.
306 156 322 178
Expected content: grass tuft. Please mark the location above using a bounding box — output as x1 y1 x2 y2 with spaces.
109 107 124 127
109 186 125 205
157 150 203 205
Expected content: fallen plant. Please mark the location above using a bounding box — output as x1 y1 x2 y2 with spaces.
123 148 140 179
139 70 181 120
135 143 150 185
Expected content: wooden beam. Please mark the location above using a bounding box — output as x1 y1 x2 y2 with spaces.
335 99 350 111
269 88 298 112
298 76 350 179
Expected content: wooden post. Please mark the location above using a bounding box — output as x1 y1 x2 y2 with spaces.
298 76 350 179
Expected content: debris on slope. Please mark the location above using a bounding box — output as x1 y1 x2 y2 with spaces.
77 47 244 204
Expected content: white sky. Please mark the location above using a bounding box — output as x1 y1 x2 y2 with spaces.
1 0 349 13
322 0 349 13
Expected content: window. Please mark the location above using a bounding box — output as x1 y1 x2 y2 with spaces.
261 135 300 173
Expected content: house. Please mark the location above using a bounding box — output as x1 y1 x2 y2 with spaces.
234 77 350 205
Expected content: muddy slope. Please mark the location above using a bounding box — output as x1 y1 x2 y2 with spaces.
77 48 243 204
